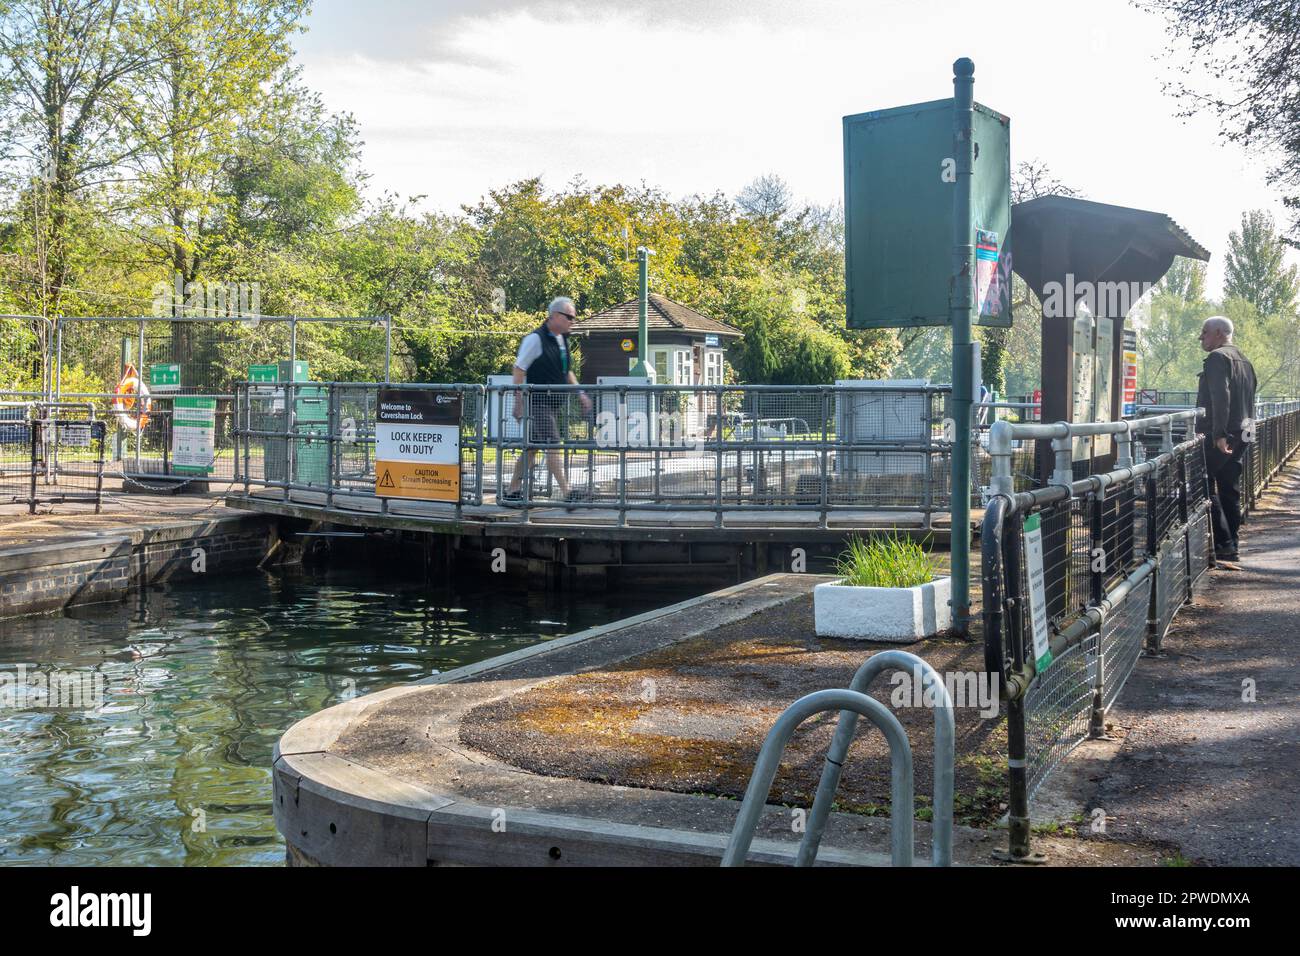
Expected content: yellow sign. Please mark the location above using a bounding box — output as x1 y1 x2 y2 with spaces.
621 338 634 352
376 462 460 499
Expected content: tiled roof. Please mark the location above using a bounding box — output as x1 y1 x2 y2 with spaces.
574 294 743 338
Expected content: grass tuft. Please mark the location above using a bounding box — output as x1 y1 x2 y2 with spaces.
833 531 936 589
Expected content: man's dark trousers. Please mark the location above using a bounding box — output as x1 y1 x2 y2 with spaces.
1204 440 1246 553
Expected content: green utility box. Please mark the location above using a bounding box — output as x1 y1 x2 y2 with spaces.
254 361 329 486
843 98 1011 328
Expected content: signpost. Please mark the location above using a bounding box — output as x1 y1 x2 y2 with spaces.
172 397 216 475
374 388 461 502
841 58 1009 635
149 363 181 392
249 363 281 411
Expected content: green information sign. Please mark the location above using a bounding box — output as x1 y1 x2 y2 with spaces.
248 364 278 383
172 396 216 475
149 363 181 391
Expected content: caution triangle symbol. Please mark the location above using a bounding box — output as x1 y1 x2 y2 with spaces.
378 469 395 489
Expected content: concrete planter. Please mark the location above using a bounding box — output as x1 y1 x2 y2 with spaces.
813 576 951 641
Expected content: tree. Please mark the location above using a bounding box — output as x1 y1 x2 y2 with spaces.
1137 257 1209 391
1145 0 1300 241
219 69 363 246
118 0 308 291
0 0 168 313
1223 209 1299 316
736 173 791 221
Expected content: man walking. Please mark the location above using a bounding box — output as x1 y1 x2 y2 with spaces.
1195 315 1257 562
500 296 592 507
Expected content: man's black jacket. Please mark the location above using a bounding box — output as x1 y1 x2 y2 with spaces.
1195 344 1257 442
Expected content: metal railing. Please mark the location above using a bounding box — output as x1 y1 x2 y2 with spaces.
0 390 239 488
722 650 954 867
232 381 965 526
981 402 1300 860
0 401 107 513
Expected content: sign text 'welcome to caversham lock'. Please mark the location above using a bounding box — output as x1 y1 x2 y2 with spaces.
374 388 461 502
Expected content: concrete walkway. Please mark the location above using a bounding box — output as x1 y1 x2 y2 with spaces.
1073 465 1300 865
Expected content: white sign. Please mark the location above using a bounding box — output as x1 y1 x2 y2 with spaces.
57 423 91 447
375 424 459 461
1023 513 1053 673
172 397 216 474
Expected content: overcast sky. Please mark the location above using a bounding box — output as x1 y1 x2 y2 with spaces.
292 0 1298 297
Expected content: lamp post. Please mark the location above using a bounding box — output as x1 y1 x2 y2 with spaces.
628 246 654 378
949 57 975 636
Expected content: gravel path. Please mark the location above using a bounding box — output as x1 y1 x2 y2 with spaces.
1088 465 1300 865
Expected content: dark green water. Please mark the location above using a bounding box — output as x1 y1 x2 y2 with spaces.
0 568 705 866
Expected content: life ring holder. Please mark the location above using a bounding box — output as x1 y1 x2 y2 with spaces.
113 365 152 432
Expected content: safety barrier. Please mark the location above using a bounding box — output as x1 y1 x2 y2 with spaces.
0 390 239 490
232 381 966 526
981 402 1300 860
0 401 106 513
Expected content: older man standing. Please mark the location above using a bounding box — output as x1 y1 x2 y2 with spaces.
500 296 592 508
1195 315 1257 562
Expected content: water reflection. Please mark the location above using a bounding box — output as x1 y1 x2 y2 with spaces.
0 567 703 866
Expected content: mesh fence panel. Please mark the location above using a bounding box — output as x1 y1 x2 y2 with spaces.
1156 531 1189 642
1188 505 1211 590
1101 573 1151 712
1025 632 1098 801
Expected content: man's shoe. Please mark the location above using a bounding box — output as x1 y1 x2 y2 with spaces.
563 489 589 512
1215 548 1239 562
499 489 524 506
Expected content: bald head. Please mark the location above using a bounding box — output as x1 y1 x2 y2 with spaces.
1200 315 1233 352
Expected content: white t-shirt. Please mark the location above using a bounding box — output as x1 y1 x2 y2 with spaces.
514 331 567 373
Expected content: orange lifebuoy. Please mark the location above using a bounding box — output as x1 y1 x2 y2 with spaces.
113 364 152 431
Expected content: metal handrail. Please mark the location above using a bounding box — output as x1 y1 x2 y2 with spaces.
797 650 955 867
721 687 915 867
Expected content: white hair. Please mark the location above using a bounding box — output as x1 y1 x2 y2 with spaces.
1202 315 1234 340
547 296 576 317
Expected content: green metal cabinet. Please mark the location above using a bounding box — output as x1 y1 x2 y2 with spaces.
843 98 1011 329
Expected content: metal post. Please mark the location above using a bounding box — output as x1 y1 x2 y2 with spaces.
135 319 145 475
93 420 104 514
949 57 976 636
289 316 297 369
326 384 338 510
1144 470 1161 654
819 387 829 529
1088 490 1107 738
384 316 392 383
629 248 652 378
715 385 724 528
54 318 63 404
240 385 250 494
284 382 296 502
28 411 38 514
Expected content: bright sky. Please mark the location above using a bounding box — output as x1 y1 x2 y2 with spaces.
292 0 1299 297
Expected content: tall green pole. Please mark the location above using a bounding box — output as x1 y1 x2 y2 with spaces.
629 246 652 378
950 57 975 636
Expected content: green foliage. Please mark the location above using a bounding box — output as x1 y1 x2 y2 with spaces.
1224 210 1299 317
833 532 936 589
1138 258 1211 392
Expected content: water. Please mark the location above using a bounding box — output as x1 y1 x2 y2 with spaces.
0 568 705 866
